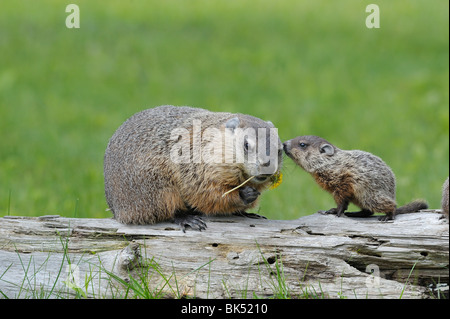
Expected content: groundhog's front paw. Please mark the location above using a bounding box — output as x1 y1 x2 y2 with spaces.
318 208 338 215
239 186 260 205
173 211 207 233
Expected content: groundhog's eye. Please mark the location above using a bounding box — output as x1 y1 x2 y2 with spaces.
244 141 249 151
299 142 307 148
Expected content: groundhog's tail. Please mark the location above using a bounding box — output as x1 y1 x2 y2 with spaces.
395 199 429 215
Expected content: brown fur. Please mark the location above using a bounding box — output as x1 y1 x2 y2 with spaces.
104 105 282 225
283 135 427 221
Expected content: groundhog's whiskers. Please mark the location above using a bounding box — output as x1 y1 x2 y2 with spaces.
222 176 255 198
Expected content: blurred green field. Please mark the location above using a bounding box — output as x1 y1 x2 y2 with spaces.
0 0 448 220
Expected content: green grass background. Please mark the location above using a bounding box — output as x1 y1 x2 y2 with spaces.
0 0 448 220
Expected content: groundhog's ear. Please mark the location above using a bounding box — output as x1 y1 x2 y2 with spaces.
320 144 334 156
225 117 240 132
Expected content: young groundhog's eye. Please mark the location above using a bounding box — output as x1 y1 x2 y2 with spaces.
299 142 307 148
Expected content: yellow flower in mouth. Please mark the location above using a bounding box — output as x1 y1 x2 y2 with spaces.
221 172 282 197
269 172 282 190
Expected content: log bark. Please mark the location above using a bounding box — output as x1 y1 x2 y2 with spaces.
0 210 448 299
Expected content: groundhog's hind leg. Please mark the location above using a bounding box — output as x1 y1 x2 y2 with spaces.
378 212 395 222
375 199 397 222
319 200 349 217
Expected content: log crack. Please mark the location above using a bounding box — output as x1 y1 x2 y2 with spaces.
0 211 447 299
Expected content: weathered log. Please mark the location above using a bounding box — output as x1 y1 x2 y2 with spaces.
0 210 448 299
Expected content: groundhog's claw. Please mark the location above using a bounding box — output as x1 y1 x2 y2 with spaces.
174 212 207 233
233 211 267 219
318 208 338 215
378 213 395 222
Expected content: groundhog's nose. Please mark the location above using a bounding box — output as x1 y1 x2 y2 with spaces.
283 141 291 153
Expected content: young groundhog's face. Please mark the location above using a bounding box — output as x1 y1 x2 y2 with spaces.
283 135 337 173
225 116 283 184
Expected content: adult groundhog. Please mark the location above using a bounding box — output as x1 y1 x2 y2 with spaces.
104 105 283 231
442 177 449 218
283 135 428 221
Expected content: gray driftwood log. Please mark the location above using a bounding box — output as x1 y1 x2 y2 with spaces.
0 210 448 299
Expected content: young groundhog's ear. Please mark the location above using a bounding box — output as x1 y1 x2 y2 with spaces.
320 143 335 156
225 117 240 132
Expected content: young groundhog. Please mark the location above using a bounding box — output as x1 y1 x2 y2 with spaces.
104 105 283 231
442 177 449 218
283 135 428 221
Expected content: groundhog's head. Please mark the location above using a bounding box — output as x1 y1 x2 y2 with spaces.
283 135 338 173
224 115 283 184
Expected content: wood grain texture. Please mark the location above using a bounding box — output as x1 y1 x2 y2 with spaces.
0 210 448 299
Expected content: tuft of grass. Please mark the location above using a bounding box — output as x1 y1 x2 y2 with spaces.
1 236 443 299
399 260 419 299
